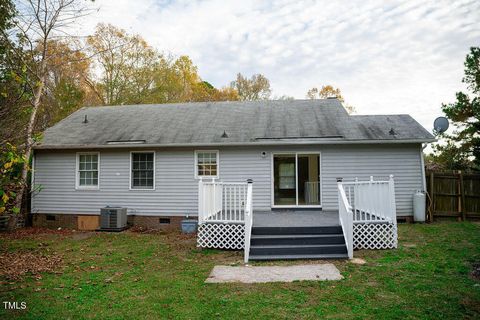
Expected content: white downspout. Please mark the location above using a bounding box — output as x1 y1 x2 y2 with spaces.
420 144 427 192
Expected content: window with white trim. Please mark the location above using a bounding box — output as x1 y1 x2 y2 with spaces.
77 153 99 188
131 152 155 189
195 151 219 178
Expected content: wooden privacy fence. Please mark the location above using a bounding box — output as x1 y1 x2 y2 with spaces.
426 171 480 221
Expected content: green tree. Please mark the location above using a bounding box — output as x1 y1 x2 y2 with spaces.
0 0 91 226
230 73 271 101
0 0 31 146
0 1 28 218
152 55 239 103
436 47 480 170
427 143 472 171
0 143 27 216
190 81 239 102
86 27 237 105
86 23 160 105
39 40 92 129
151 55 201 103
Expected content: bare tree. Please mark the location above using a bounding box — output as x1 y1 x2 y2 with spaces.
0 0 92 227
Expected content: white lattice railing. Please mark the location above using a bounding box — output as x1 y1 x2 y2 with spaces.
198 179 248 224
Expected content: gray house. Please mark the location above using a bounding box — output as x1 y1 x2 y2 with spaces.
32 99 434 260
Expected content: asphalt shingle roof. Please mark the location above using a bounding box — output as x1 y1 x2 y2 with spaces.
35 99 434 149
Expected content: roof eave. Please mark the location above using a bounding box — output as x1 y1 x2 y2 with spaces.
33 138 436 150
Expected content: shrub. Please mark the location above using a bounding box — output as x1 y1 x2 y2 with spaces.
0 143 27 215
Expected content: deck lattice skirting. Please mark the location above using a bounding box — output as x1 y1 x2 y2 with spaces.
197 220 398 251
353 222 397 250
197 223 245 250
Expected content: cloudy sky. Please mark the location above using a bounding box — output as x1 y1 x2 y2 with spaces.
80 0 480 131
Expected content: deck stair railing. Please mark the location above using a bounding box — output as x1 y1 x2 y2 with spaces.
337 183 354 258
338 175 397 258
244 180 253 263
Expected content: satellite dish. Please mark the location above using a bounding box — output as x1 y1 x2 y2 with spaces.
433 117 449 134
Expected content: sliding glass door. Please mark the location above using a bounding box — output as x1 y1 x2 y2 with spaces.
298 154 321 205
273 155 297 205
273 153 321 207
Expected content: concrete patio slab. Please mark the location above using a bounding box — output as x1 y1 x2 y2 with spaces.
205 264 343 283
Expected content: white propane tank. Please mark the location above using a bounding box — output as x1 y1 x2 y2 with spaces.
413 190 426 222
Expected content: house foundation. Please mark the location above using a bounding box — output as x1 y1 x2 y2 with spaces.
31 213 190 232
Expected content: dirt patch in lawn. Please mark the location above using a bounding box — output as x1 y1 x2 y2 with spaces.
471 262 480 281
0 251 63 280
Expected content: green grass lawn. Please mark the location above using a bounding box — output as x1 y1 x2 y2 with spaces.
0 222 479 319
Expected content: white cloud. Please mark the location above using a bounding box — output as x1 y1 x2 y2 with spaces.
78 0 480 130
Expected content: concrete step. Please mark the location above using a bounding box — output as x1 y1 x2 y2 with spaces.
250 233 345 246
249 253 349 261
249 243 347 256
252 226 342 235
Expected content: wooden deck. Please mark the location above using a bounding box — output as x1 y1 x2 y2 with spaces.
203 209 339 226
204 209 388 226
253 210 340 227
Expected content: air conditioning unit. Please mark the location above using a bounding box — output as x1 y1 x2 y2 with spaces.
99 207 127 231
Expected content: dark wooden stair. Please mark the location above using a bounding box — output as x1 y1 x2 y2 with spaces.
249 226 348 260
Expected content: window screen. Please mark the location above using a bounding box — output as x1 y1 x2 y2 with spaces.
196 151 218 177
131 153 154 189
78 154 99 187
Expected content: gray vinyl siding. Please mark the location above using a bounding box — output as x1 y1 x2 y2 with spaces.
32 144 423 217
320 145 423 215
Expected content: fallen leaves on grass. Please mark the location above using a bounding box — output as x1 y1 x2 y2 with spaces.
0 227 73 240
128 226 164 234
164 232 197 250
71 232 95 241
104 272 124 284
0 251 63 280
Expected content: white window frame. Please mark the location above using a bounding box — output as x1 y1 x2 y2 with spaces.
129 151 156 190
75 152 100 190
194 150 220 179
